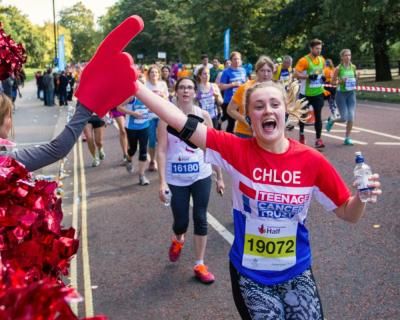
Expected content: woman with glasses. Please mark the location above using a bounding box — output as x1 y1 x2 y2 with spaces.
157 77 225 284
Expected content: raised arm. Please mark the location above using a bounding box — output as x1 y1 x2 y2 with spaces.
135 81 208 149
11 103 92 171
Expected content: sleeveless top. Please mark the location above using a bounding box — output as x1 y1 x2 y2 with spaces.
196 84 218 119
166 106 212 186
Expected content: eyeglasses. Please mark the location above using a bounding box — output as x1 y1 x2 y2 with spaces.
177 85 195 91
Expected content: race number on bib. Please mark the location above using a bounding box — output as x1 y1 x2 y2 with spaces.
171 162 200 175
345 78 356 91
242 218 298 271
309 75 323 88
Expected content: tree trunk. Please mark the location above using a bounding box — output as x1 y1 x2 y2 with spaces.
373 16 392 81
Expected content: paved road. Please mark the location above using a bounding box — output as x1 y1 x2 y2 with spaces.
14 82 400 320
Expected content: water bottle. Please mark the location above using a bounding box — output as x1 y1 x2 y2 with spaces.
164 189 172 207
353 151 376 202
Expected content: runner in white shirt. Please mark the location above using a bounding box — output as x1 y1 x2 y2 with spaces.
157 77 224 284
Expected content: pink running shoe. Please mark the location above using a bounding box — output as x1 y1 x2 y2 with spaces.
194 264 215 284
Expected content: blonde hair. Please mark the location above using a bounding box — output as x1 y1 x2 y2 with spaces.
244 81 309 123
255 56 274 73
340 49 351 58
147 64 161 80
0 93 13 137
230 51 241 60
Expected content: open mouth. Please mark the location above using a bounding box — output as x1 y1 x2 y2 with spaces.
262 119 277 131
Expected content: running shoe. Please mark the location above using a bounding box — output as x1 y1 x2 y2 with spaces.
286 123 295 131
193 264 215 284
126 161 134 173
92 157 100 167
169 238 184 262
325 117 334 132
315 138 325 149
344 137 354 146
299 134 306 144
139 175 150 186
99 148 106 160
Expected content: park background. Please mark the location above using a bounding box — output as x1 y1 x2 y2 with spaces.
1 0 399 102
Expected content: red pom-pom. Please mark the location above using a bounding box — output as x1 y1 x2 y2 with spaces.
0 156 107 319
0 23 27 80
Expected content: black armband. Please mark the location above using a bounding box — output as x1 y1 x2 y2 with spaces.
167 114 204 149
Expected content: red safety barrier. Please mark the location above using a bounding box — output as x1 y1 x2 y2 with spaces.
324 83 400 93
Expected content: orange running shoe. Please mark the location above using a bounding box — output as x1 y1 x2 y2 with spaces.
169 238 184 262
193 264 215 284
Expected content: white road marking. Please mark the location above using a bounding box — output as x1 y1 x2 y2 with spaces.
329 129 360 133
15 141 50 146
374 142 400 146
189 199 234 245
207 213 234 245
294 128 368 145
358 103 400 112
335 123 400 140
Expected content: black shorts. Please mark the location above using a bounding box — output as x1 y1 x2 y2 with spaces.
88 115 105 129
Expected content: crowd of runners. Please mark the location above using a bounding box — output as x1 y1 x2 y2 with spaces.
2 25 383 320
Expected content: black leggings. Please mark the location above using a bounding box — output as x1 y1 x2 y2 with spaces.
126 127 149 161
168 176 212 236
221 102 235 133
299 94 324 139
230 262 324 320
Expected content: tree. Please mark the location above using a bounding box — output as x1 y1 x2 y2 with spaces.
271 0 400 81
0 5 46 67
324 0 400 81
58 1 98 62
38 23 73 67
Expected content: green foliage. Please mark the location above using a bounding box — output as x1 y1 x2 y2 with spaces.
58 1 98 62
0 5 46 67
1 0 399 81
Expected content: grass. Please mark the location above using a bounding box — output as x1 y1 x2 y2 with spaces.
23 67 39 82
357 76 400 104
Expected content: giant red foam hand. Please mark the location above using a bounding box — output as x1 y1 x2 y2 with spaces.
75 16 144 117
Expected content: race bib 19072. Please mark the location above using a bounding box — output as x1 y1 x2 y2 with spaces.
242 218 298 271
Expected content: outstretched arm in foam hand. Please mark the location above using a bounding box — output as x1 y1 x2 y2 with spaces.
135 82 208 150
75 16 144 117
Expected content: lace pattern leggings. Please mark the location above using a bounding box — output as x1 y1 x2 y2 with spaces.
230 263 324 320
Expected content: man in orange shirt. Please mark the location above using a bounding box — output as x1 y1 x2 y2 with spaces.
294 39 326 148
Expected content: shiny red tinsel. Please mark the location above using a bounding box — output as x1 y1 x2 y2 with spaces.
0 22 27 80
0 156 106 319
